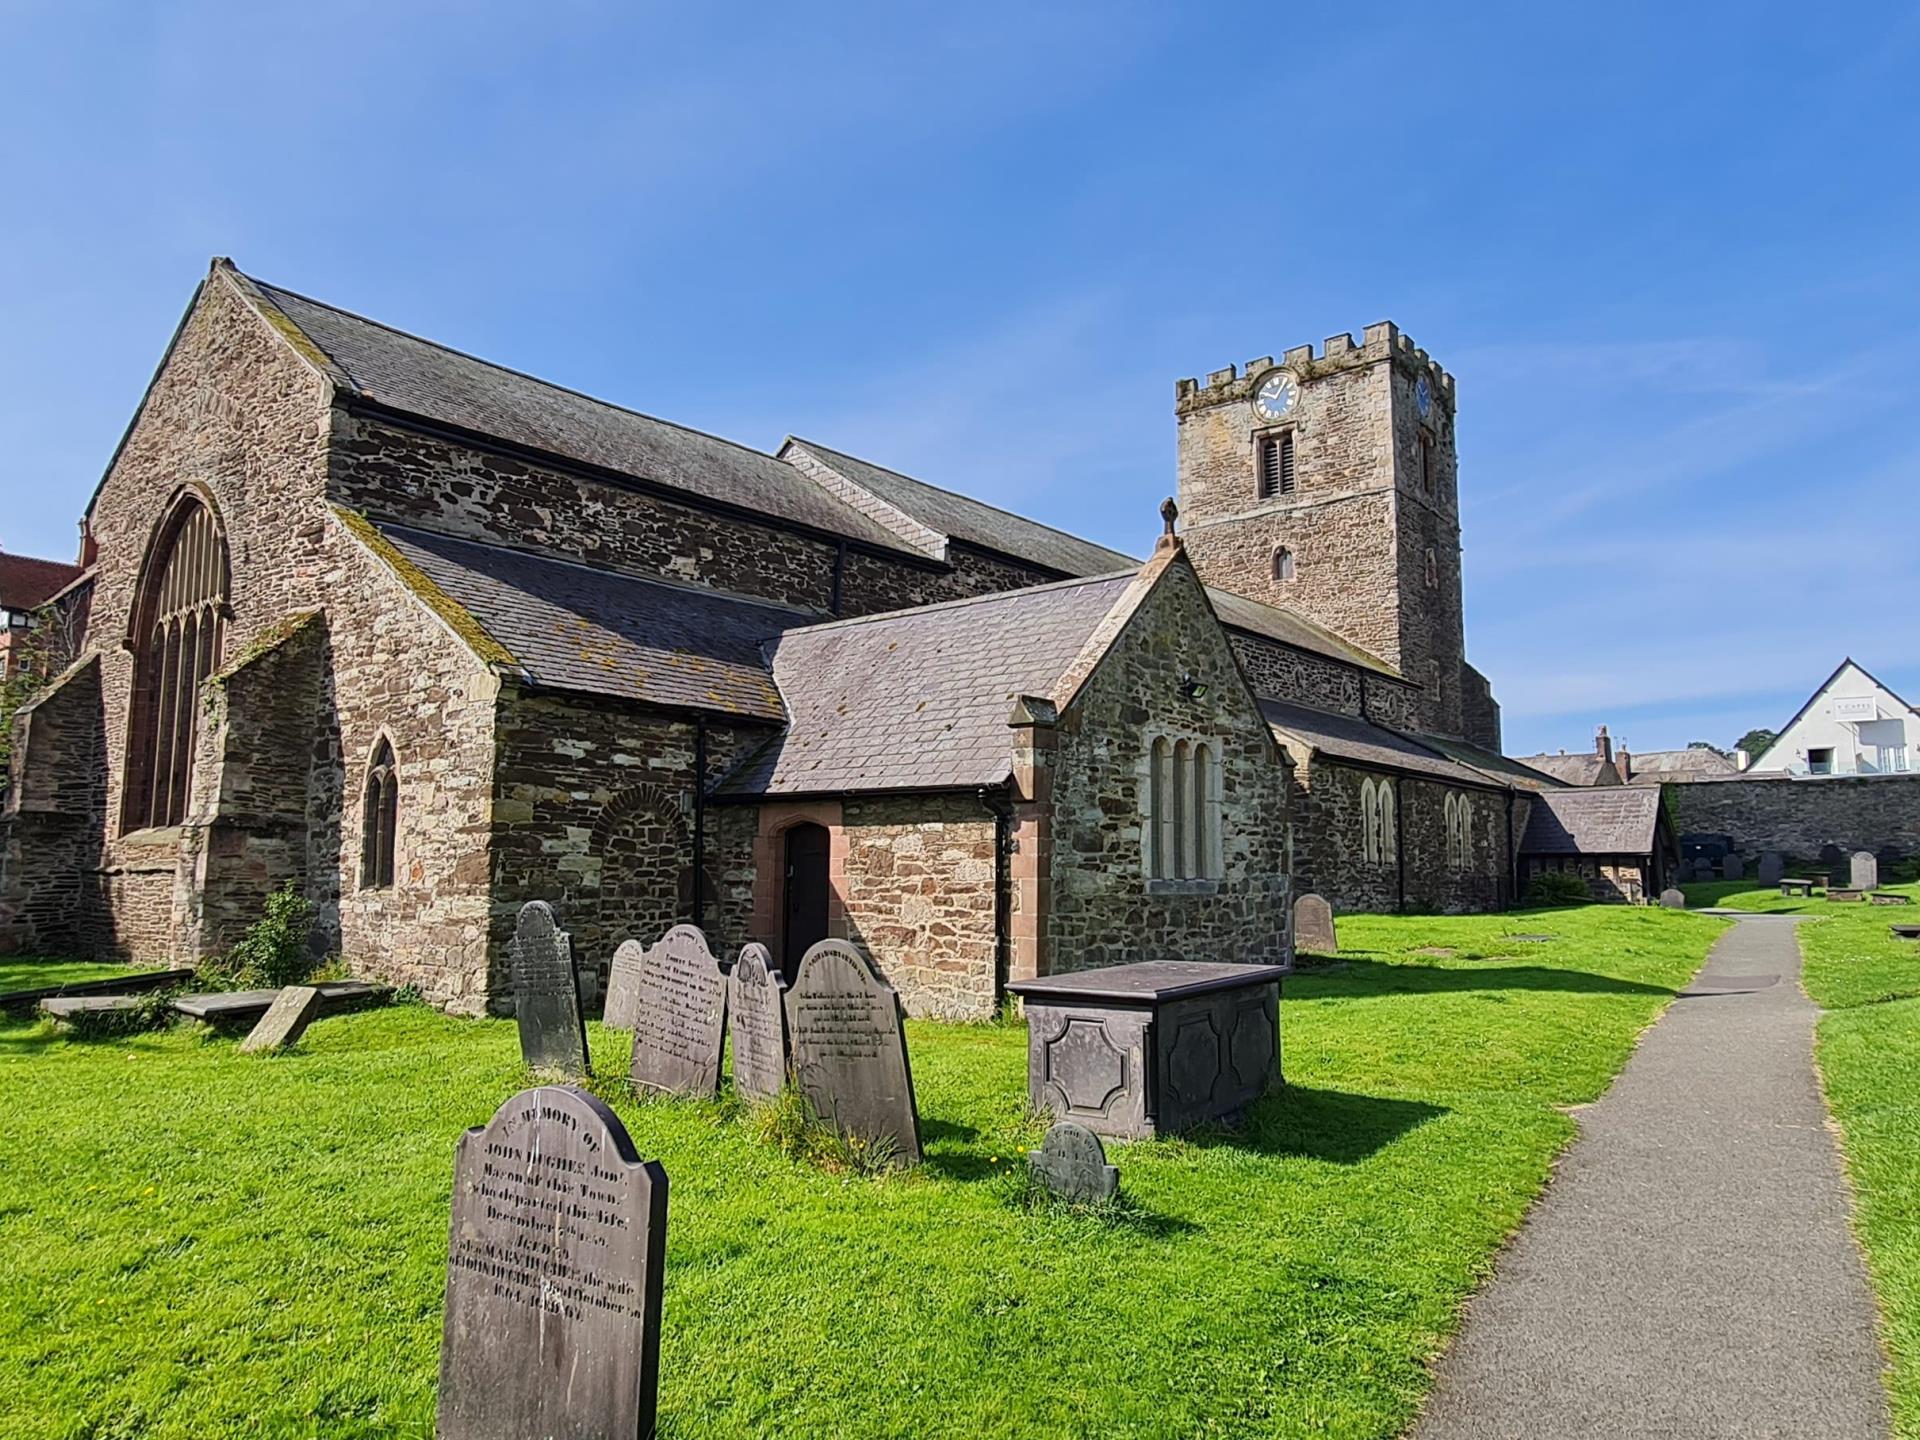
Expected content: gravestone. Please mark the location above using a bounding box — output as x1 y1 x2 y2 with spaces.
1758 852 1785 885
628 925 728 1098
1691 857 1716 881
1851 851 1879 891
1720 854 1745 881
1293 893 1337 956
1660 888 1686 909
1029 1121 1119 1204
785 939 921 1166
512 901 590 1078
602 940 647 1031
726 943 788 1103
238 985 323 1054
1820 844 1846 884
437 1085 666 1440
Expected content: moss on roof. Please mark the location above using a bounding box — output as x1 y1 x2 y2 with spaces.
330 507 519 669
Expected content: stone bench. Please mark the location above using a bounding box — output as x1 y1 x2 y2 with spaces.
1779 879 1817 897
1868 892 1913 906
2 967 196 1013
171 981 389 1026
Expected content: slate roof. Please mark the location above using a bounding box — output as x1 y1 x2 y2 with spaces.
1258 698 1506 790
1205 587 1401 678
233 269 919 556
0 552 85 611
1512 752 1620 787
719 573 1134 797
786 439 1139 578
1625 748 1739 782
375 523 807 720
1520 787 1664 856
1421 735 1568 790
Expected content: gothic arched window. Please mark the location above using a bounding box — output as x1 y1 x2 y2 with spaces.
1272 546 1295 584
361 738 399 889
122 493 228 831
1360 777 1379 863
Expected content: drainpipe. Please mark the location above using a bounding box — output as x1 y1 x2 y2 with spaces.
1503 787 1516 910
979 787 1014 1005
692 720 708 929
829 539 848 616
1394 774 1407 911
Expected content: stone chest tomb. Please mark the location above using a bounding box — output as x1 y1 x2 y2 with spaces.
1009 960 1286 1139
437 1084 667 1440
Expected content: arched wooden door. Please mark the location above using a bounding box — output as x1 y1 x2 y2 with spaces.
782 822 831 980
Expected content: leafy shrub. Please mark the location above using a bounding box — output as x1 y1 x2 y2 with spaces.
209 880 316 988
1524 871 1592 907
60 988 181 1041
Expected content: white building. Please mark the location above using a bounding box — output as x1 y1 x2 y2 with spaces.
1751 658 1919 777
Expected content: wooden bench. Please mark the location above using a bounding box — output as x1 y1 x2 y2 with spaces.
1779 878 1817 897
1868 892 1913 906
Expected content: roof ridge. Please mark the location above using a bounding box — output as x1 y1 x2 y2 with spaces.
375 520 817 617
789 437 1138 564
236 268 823 479
774 568 1137 637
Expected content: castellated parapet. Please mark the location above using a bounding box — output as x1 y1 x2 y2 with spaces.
1175 322 1454 417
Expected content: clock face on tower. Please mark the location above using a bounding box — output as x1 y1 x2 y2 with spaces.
1253 371 1297 422
1415 375 1433 419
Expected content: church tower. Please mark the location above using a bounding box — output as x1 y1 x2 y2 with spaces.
1174 323 1469 739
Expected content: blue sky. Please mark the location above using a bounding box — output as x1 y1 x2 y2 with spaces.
3 2 1916 756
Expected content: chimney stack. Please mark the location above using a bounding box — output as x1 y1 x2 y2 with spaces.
1595 724 1614 764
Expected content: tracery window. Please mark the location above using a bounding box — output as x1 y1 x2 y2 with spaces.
1145 735 1225 881
1361 777 1397 867
1445 792 1474 869
361 738 399 890
122 493 228 831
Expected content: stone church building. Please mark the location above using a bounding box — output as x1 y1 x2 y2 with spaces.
0 259 1539 1017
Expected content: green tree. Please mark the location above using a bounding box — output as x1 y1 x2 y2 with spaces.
1734 727 1778 760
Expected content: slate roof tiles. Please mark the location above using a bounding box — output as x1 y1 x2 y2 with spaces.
1520 786 1665 856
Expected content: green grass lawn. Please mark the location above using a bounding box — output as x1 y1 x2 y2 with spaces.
0 906 1721 1440
0 957 147 994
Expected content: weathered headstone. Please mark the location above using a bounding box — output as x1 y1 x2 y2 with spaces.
238 985 323 1054
1293 893 1337 955
1660 888 1686 909
437 1085 666 1440
1029 1121 1119 1204
726 943 788 1103
784 939 922 1166
1691 857 1716 881
1758 851 1785 885
512 901 590 1077
1820 844 1846 884
628 925 728 1098
602 939 647 1031
1719 854 1745 881
1851 851 1879 891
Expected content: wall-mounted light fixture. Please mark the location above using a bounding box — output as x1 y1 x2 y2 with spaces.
1179 671 1208 702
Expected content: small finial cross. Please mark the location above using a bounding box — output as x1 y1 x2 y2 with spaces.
1160 497 1178 538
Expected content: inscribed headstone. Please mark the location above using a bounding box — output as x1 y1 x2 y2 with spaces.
727 943 788 1103
628 925 728 1098
437 1085 666 1440
238 985 323 1054
1720 854 1745 881
1660 888 1686 909
784 940 922 1166
1293 893 1337 955
512 901 590 1077
1029 1120 1119 1204
1758 852 1785 885
602 939 647 1032
1851 851 1879 891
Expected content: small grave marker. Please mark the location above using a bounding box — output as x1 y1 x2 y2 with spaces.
1293 893 1337 956
1660 888 1686 909
726 943 788 1103
238 985 323 1054
1851 851 1879 892
1758 852 1785 885
628 925 728 1098
1029 1121 1119 1204
602 940 647 1031
1720 854 1745 881
437 1085 666 1440
785 940 921 1166
512 901 590 1077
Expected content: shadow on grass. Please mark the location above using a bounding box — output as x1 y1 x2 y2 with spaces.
1287 957 1675 1001
0 1021 67 1057
1182 1083 1447 1164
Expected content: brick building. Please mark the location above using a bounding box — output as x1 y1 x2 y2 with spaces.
1 260 1538 1015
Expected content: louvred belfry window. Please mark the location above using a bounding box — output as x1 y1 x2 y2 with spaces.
123 495 228 831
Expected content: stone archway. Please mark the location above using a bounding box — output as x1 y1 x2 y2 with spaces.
586 784 708 999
